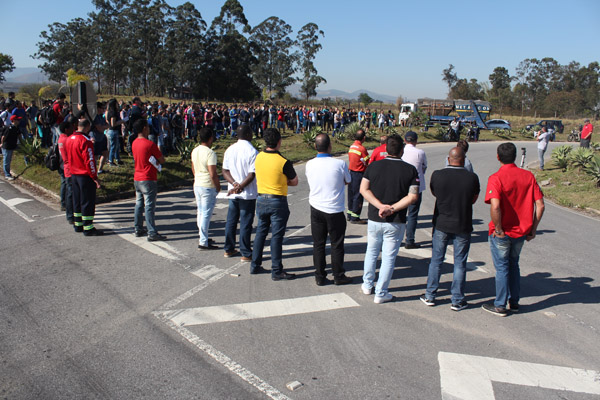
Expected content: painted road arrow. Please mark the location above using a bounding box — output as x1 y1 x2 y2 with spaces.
438 352 600 399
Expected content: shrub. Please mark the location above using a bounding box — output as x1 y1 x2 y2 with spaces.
19 136 44 165
176 139 197 161
303 127 319 147
568 147 595 170
583 155 600 187
551 145 572 171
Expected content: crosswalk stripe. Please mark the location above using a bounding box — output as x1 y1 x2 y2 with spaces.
161 293 360 326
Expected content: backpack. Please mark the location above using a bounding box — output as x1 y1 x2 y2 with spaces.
41 105 57 126
45 143 60 171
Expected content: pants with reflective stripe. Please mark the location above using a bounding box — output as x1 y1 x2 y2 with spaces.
72 174 97 230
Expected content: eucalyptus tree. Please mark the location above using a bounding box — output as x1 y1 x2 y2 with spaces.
296 23 326 100
0 53 15 84
249 16 296 98
165 2 206 99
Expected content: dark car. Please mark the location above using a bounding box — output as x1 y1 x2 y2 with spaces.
484 119 511 130
526 119 564 133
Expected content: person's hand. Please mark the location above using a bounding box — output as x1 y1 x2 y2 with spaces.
378 204 393 218
94 179 101 189
493 230 506 238
526 231 536 241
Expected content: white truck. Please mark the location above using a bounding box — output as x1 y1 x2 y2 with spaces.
398 102 417 125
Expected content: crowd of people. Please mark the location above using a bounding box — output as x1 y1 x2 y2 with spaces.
9 92 596 316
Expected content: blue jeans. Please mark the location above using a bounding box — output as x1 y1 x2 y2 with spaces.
194 186 217 246
134 180 158 236
224 198 256 257
362 220 405 297
2 148 13 177
425 229 471 304
405 192 422 244
489 234 526 308
251 196 290 276
538 148 546 170
107 129 121 163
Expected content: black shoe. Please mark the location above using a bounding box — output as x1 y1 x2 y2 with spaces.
198 243 218 250
148 234 167 241
404 242 421 249
135 228 148 237
67 220 74 225
250 266 268 275
74 226 83 233
482 303 508 317
315 276 330 286
451 301 468 311
272 271 296 281
83 228 104 236
508 302 520 313
334 275 353 285
420 295 435 306
350 219 367 225
346 215 351 221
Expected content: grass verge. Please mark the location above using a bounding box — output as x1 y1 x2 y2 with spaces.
533 165 600 211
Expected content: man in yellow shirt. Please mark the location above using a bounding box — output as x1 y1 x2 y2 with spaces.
191 127 221 249
252 128 298 280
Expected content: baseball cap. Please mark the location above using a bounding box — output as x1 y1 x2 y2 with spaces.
405 131 418 142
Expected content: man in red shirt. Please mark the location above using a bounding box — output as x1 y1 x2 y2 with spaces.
580 118 593 148
347 129 369 224
483 143 545 317
132 119 166 241
369 135 388 164
57 116 77 224
66 118 102 236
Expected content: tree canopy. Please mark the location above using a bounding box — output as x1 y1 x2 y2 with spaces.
33 0 325 102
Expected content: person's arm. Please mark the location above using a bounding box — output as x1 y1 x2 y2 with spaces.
382 185 419 218
527 198 545 241
222 168 240 195
490 198 504 237
288 175 298 186
208 164 221 192
359 177 398 218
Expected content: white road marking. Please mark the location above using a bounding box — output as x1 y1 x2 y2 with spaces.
214 203 229 210
0 195 34 222
191 265 222 280
154 315 292 400
438 352 600 400
6 197 33 207
161 293 360 326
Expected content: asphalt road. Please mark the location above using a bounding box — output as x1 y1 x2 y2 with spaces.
1 140 599 400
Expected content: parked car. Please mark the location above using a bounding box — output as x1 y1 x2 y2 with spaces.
485 119 511 130
525 119 564 133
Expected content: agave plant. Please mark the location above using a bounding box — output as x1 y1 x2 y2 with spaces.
20 136 44 165
343 122 361 138
176 139 197 161
568 147 595 170
551 145 572 171
583 155 600 187
303 128 318 147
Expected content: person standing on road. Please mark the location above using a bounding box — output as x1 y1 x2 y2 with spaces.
420 147 480 311
57 116 77 224
192 127 221 250
1 115 23 181
360 134 419 304
347 129 369 224
251 128 298 280
132 119 166 241
66 118 103 236
444 140 474 173
401 131 427 249
580 118 593 148
369 135 388 164
482 143 545 317
306 133 353 286
222 125 258 261
535 127 551 170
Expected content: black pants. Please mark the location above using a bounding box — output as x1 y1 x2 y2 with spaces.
311 206 346 279
72 174 96 231
347 170 364 221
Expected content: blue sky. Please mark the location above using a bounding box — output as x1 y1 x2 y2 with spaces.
4 0 599 99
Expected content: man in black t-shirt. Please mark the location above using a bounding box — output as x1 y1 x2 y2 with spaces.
359 134 419 304
421 147 480 311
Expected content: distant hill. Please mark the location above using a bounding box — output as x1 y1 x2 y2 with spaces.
283 84 398 104
4 67 50 84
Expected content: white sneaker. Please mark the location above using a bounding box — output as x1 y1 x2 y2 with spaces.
361 284 373 295
374 293 394 304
